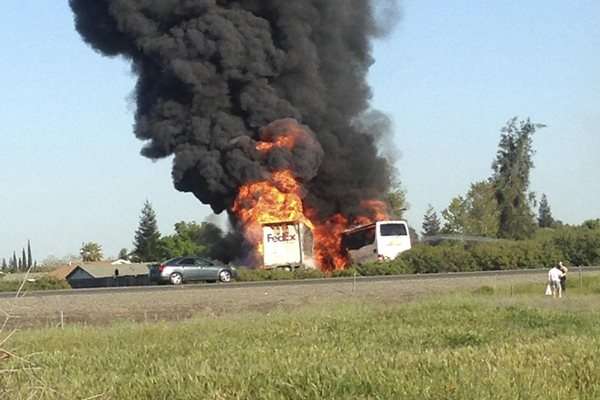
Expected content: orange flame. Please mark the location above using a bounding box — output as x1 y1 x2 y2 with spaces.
308 200 390 271
310 213 350 271
354 200 389 226
232 169 313 263
256 135 297 153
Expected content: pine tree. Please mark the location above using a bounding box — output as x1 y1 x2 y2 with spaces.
422 205 441 237
492 117 543 239
27 240 33 268
132 200 162 262
538 194 555 228
1 258 6 270
11 252 17 269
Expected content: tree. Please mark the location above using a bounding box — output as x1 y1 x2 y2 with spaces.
1 258 6 270
385 178 408 219
27 240 33 268
408 225 420 244
442 196 467 234
463 181 499 237
21 248 27 270
159 221 227 260
492 117 543 239
80 242 103 262
422 205 441 237
442 181 500 237
538 194 555 228
11 252 17 270
132 200 162 262
118 248 130 260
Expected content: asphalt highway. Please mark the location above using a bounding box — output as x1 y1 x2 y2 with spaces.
3 266 599 299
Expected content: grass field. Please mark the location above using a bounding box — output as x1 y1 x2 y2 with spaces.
3 278 600 399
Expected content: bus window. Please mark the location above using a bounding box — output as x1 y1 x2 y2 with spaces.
379 223 408 236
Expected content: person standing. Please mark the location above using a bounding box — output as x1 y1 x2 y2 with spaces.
559 261 568 294
548 264 564 299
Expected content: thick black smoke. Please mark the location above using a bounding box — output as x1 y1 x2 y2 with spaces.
70 0 399 221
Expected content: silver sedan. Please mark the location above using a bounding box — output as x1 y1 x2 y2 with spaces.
149 257 237 285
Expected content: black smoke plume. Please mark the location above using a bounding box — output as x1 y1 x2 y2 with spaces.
70 0 399 223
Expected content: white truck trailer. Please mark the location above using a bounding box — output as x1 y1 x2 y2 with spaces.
262 221 316 270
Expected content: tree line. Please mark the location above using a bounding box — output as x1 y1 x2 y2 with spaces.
79 200 243 264
2 240 35 272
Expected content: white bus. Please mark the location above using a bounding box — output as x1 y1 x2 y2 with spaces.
342 220 411 264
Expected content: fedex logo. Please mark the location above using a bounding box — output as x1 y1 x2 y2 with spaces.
267 232 297 243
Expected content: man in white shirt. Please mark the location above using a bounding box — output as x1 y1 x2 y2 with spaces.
548 265 564 298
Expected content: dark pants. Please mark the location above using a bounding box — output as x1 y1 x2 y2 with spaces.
560 276 566 292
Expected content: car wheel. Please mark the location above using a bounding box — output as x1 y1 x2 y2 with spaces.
218 270 232 283
170 272 183 285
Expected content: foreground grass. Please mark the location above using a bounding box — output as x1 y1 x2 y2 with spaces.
3 285 600 399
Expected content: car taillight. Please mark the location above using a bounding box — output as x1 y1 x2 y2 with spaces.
158 264 166 272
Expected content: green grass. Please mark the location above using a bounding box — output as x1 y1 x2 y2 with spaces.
4 283 600 399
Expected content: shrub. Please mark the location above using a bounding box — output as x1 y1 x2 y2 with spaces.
0 276 70 292
551 226 600 266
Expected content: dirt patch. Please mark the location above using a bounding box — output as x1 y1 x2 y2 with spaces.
0 272 590 329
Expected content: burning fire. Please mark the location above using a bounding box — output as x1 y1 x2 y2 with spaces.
309 212 349 271
232 170 313 262
355 200 389 225
308 200 389 271
232 126 389 271
255 135 297 153
255 121 306 153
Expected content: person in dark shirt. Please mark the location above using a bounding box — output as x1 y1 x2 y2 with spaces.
558 261 568 294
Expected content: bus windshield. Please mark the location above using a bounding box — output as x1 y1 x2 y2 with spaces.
379 223 408 237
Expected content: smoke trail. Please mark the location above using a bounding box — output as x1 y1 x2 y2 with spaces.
70 0 400 222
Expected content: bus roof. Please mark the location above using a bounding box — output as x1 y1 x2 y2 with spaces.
342 220 407 235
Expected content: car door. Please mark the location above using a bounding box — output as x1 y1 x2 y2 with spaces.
178 257 199 281
196 258 218 280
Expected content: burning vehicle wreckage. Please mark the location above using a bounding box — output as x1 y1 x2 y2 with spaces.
70 0 407 271
259 218 411 271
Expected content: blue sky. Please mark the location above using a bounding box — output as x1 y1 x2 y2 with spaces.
1 1 599 261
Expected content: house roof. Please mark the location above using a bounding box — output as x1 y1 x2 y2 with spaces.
48 265 76 280
66 262 150 279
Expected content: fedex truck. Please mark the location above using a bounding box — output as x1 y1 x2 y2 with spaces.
262 221 316 270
